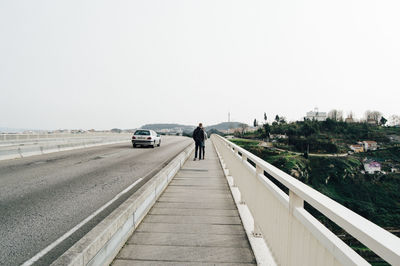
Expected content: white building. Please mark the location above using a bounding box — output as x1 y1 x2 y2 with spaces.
364 161 381 174
349 144 364 153
305 108 327 121
362 141 378 151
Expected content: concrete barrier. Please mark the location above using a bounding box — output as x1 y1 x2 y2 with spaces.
0 134 131 161
51 143 194 266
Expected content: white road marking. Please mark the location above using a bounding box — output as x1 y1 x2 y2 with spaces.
21 177 143 266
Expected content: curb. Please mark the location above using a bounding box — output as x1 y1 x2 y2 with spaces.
51 143 194 266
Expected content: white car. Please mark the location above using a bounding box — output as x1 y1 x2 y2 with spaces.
131 129 161 148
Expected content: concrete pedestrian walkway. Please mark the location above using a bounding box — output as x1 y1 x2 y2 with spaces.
113 140 256 265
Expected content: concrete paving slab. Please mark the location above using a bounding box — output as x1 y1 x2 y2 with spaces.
155 201 237 210
117 245 255 263
175 172 225 178
113 259 255 266
127 231 251 247
170 179 228 186
165 185 230 191
161 191 233 199
142 214 242 225
174 176 226 180
177 170 223 175
149 207 239 217
161 188 232 194
136 222 246 235
157 196 233 203
178 166 223 171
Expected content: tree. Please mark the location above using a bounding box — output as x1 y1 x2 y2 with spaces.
279 117 287 124
240 123 247 136
380 116 387 126
390 115 400 126
263 123 271 139
253 119 258 127
301 121 318 137
345 111 355 122
328 109 343 121
264 112 267 122
275 115 280 123
365 110 382 123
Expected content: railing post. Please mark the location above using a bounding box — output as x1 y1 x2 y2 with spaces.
253 164 263 237
287 190 304 266
239 153 248 205
242 154 247 163
230 147 240 188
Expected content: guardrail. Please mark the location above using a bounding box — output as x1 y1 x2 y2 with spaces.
0 133 131 142
212 135 400 266
0 133 132 161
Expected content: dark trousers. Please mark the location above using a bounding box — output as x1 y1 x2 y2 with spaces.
195 142 205 159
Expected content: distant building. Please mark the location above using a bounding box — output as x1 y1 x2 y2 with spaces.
362 141 378 151
245 127 257 133
222 128 241 134
349 144 364 153
364 160 381 174
71 129 85 134
345 117 354 123
305 108 327 121
367 119 378 125
270 134 288 139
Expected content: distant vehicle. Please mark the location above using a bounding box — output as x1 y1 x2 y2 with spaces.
131 129 161 148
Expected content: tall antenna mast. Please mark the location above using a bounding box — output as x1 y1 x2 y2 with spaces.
228 112 231 123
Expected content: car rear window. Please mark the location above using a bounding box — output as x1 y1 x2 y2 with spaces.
134 130 150 136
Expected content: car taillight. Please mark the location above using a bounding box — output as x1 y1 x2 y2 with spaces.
132 136 136 139
147 137 152 140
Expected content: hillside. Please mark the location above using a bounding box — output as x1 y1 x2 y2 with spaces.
140 122 248 133
206 122 248 131
231 138 400 228
140 123 195 131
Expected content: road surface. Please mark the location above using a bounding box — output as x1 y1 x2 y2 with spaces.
0 136 192 266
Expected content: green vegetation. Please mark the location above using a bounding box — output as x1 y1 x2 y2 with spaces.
239 119 399 154
231 138 400 228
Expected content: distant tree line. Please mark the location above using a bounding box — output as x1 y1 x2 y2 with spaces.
245 109 397 154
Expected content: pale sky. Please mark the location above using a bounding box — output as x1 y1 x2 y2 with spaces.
1 0 399 130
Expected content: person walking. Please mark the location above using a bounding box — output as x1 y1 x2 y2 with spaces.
193 123 206 160
201 130 208 159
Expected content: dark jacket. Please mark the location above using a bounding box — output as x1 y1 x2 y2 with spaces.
193 127 205 143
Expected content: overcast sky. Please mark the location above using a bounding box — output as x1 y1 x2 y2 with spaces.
1 0 399 130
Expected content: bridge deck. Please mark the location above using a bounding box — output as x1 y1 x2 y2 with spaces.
113 140 256 265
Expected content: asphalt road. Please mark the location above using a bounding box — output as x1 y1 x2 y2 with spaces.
0 136 192 266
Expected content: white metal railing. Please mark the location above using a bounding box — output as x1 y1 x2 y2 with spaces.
212 135 400 266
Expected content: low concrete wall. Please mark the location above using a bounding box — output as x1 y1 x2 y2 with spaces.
0 134 132 161
52 143 194 266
